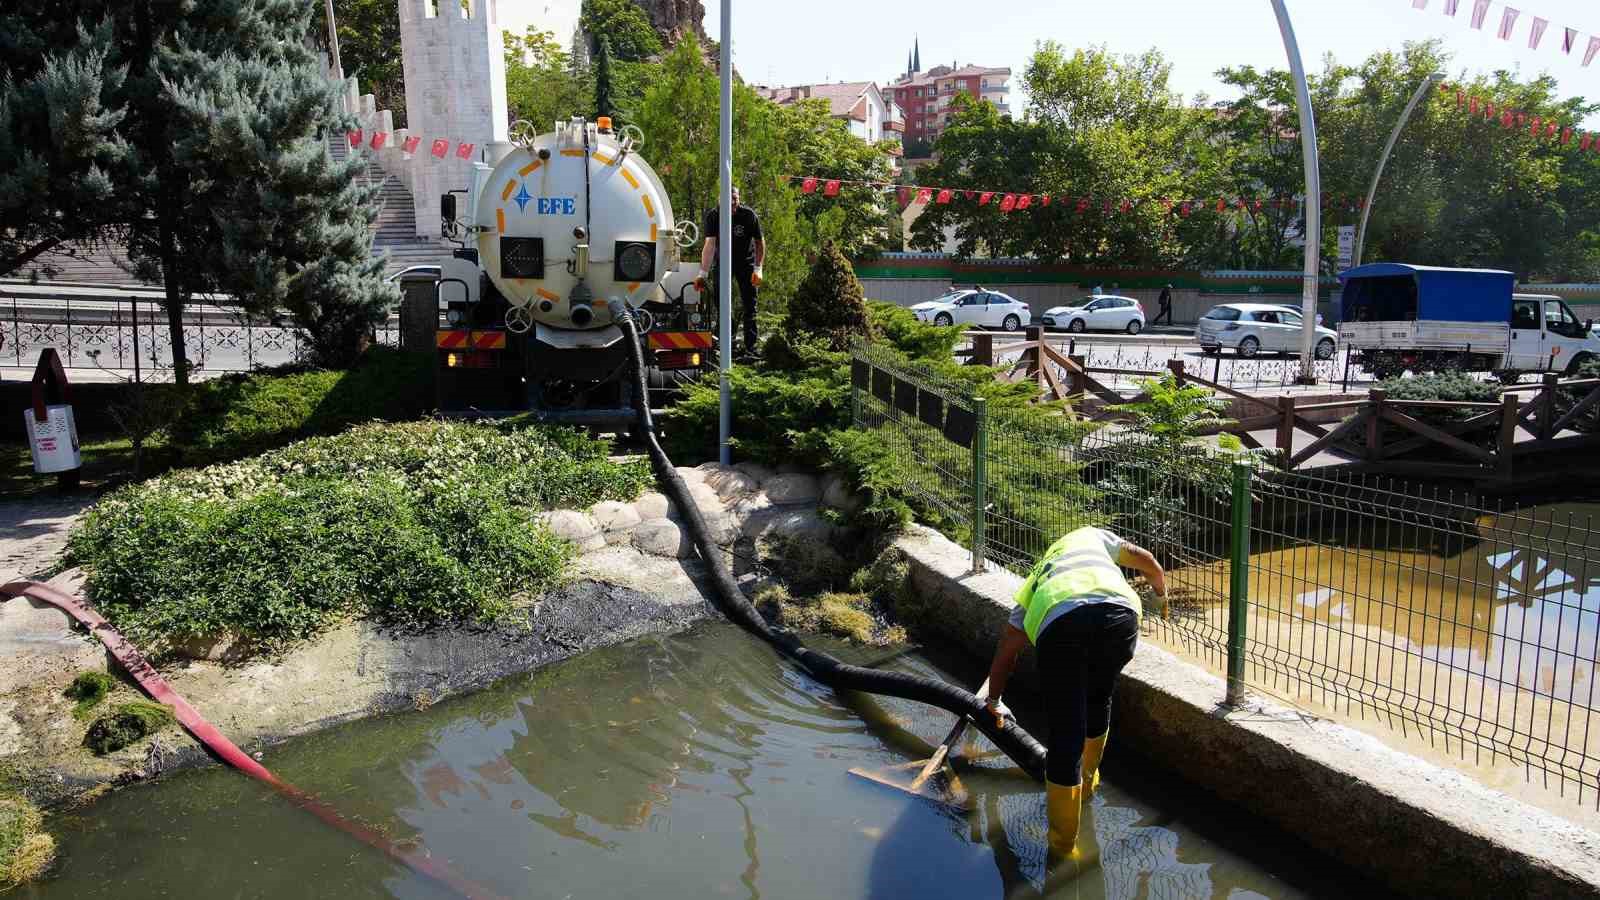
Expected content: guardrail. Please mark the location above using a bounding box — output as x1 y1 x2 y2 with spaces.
852 339 1600 805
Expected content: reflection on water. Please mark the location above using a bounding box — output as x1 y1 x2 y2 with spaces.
33 623 1342 899
1182 503 1600 704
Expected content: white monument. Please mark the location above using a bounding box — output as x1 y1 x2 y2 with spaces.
338 0 582 239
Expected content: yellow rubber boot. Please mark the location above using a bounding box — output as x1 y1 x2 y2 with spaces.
1045 780 1084 858
1081 731 1109 795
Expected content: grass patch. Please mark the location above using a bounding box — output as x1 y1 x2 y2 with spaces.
83 701 175 755
65 421 652 654
0 794 55 888
65 671 117 720
0 436 184 499
170 346 433 462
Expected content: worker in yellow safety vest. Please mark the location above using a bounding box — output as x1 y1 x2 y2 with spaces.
981 525 1167 858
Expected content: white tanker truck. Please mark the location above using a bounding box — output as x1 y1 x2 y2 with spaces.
431 116 711 423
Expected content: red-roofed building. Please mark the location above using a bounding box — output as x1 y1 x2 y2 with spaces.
886 39 1010 146
756 81 903 148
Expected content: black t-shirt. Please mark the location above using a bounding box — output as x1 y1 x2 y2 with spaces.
704 205 763 268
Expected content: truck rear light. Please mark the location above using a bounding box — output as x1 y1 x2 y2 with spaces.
444 351 497 369
655 350 702 370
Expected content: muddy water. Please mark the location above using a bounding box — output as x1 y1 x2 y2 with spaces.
28 622 1356 899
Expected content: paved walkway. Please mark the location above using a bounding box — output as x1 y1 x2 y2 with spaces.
0 494 93 583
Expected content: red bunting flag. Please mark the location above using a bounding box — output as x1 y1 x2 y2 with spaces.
1562 128 1574 144
964 191 976 201
1516 111 1527 127
898 186 912 206
1456 91 1466 110
1496 7 1518 40
915 187 933 204
1547 122 1559 139
823 180 840 197
1160 198 1173 212
978 191 993 205
999 193 1017 212
1502 111 1515 128
1583 134 1594 151
1564 27 1579 55
1469 96 1479 114
1587 37 1600 67
1216 198 1227 213
1528 16 1548 49
1076 198 1090 213
1179 202 1192 218
402 135 421 155
1484 101 1495 119
801 176 818 193
936 188 952 204
1470 0 1491 30
456 142 475 160
1443 0 1459 15
1530 117 1542 136
430 138 449 158
1041 194 1051 206
1016 194 1032 210
370 131 388 150
1120 199 1132 214
1234 198 1247 210
347 128 363 148
1251 199 1263 213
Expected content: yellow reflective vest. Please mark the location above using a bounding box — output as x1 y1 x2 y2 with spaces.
1014 526 1142 644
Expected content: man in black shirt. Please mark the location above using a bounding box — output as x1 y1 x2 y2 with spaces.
699 186 765 355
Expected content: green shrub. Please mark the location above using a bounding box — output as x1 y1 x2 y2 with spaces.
66 421 652 652
83 701 175 755
1378 372 1498 405
65 671 116 719
171 346 432 462
0 793 54 888
784 242 871 351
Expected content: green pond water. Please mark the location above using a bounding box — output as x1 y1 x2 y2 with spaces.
24 622 1365 899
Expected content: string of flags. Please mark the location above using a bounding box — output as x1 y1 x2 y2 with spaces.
1408 0 1600 67
780 175 1382 217
346 128 475 161
1439 81 1600 153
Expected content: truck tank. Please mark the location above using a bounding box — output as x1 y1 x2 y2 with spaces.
436 117 707 422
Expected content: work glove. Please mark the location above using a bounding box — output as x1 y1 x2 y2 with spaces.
694 275 707 293
983 697 1012 729
751 266 764 287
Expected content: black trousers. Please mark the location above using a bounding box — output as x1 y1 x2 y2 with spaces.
1153 303 1172 325
710 266 760 352
1037 602 1139 785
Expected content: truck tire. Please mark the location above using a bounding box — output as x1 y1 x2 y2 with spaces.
1494 369 1523 385
1566 352 1595 376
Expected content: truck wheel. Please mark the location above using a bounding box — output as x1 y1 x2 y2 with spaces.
1494 370 1523 385
1237 336 1260 358
1373 367 1401 381
1315 338 1336 360
1566 352 1595 376
934 312 953 327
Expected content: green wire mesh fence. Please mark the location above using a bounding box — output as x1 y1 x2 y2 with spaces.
851 340 1600 805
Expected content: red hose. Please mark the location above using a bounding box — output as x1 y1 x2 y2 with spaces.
2 580 502 900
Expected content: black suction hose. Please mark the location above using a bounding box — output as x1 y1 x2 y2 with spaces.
614 307 1048 781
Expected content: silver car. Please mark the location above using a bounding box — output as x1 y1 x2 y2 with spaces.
1196 303 1338 359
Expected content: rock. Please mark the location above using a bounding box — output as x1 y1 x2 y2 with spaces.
538 510 606 553
705 468 759 501
733 462 775 486
751 509 848 587
730 492 774 521
632 519 695 558
635 492 671 520
688 481 724 515
589 501 642 544
821 473 865 515
776 462 808 475
695 461 730 474
764 473 821 506
675 466 708 484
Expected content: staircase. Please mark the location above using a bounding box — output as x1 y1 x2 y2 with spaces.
329 137 450 275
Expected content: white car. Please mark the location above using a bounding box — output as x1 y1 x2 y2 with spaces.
1196 303 1339 359
1041 295 1146 334
909 289 1032 331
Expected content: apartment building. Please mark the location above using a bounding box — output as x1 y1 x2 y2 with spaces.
885 40 1010 146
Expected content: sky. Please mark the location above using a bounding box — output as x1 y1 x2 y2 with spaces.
506 0 1600 124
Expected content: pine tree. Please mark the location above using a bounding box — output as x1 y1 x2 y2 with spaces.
1 0 392 378
786 242 871 351
593 38 616 122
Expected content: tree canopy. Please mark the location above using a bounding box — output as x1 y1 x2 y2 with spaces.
908 39 1600 282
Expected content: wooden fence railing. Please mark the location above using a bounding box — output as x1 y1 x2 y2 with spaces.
955 326 1600 481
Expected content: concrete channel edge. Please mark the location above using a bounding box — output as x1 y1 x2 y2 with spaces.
889 523 1600 899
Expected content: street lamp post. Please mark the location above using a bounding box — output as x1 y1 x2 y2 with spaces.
1268 0 1323 383
1351 73 1446 269
717 0 733 465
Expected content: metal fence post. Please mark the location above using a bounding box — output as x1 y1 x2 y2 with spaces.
970 395 988 573
1226 460 1251 706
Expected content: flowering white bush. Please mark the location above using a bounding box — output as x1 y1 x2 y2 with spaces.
66 421 653 653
